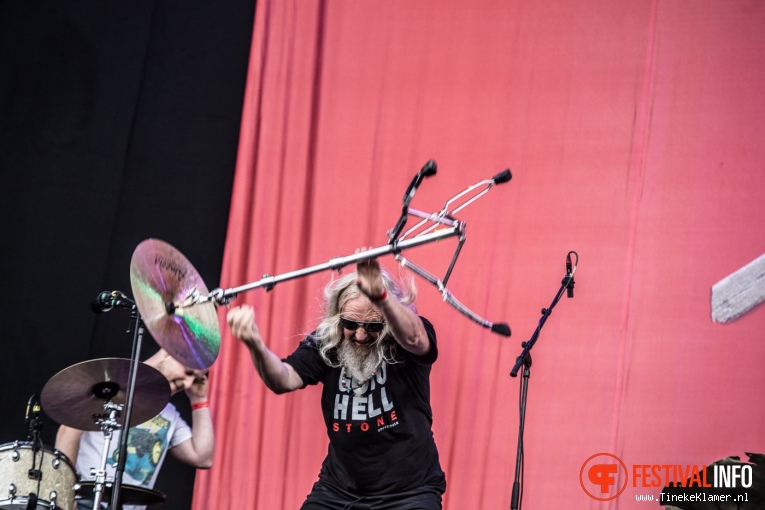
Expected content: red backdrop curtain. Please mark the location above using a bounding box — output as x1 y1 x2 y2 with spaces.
193 1 765 508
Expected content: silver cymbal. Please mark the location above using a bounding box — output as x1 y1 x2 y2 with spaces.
41 358 169 431
130 238 220 370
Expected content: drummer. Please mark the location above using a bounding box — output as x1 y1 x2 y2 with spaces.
55 348 214 509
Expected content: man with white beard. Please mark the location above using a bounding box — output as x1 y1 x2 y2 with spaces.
227 256 446 509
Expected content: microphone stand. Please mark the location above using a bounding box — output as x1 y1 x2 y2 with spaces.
508 262 575 510
187 164 514 337
25 396 44 509
108 304 144 510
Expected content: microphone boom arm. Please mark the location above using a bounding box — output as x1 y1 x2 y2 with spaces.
396 248 510 336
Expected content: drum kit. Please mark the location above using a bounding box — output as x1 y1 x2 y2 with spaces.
0 240 220 510
0 162 515 509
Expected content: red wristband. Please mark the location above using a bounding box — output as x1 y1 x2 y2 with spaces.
191 401 209 411
369 289 387 303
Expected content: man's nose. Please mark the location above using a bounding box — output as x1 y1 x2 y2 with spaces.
354 326 368 340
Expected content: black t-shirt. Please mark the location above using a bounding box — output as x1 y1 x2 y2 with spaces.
283 317 446 496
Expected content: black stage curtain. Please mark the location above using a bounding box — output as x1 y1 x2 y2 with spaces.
0 1 255 508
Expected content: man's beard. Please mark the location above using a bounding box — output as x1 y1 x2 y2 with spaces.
337 339 383 383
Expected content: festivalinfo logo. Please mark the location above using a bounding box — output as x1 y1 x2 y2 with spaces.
580 453 754 502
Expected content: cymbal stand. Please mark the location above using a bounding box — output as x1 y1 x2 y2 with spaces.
90 401 123 509
187 162 514 337
508 253 577 510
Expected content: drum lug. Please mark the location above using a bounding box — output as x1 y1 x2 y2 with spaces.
9 482 17 495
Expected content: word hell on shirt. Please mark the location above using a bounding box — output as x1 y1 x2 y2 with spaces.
332 361 398 432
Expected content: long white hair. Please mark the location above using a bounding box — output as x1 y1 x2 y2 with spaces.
313 267 417 368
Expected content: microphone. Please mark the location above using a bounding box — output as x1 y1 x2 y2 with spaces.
565 252 576 298
25 394 40 428
91 290 135 313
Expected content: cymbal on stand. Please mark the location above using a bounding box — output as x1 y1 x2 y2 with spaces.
130 238 220 370
41 358 169 431
76 481 167 506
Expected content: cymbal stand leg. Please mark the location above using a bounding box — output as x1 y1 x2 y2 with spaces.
91 401 122 509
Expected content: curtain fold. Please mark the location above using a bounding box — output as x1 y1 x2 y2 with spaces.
194 1 765 508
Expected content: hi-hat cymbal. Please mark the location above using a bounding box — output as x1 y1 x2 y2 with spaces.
41 358 169 431
130 238 220 370
76 481 167 506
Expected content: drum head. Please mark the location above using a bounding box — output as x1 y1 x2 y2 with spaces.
0 441 77 510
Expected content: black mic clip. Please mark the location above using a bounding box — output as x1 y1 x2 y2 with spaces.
564 274 575 298
564 251 578 298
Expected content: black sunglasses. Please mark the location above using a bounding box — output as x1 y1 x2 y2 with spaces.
339 317 386 333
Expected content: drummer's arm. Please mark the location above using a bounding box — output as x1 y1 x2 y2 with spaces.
169 410 214 469
56 425 84 463
170 370 214 468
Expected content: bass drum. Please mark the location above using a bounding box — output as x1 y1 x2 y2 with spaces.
0 441 77 510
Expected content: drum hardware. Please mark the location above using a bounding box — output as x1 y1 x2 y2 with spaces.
40 358 170 510
139 162 513 340
0 398 78 509
75 482 166 507
87 401 124 510
68 297 166 509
